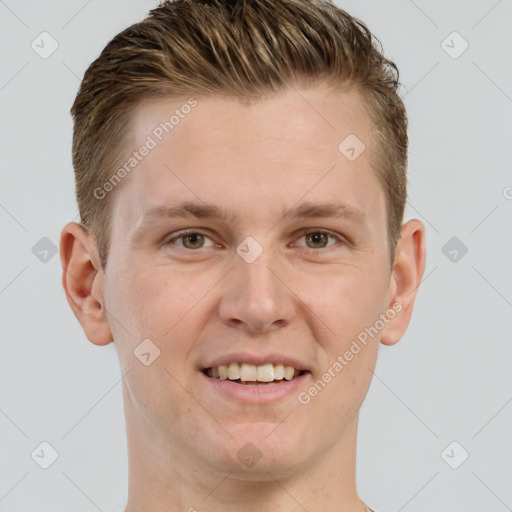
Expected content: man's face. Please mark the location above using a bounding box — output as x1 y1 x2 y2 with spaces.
102 84 394 477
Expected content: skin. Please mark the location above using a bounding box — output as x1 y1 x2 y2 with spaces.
60 82 426 512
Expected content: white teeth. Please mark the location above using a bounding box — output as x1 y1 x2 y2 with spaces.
227 362 240 380
274 364 285 380
256 363 274 382
206 362 302 383
284 365 295 381
240 363 257 382
218 364 228 380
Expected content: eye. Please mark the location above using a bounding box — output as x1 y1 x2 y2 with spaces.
165 230 217 250
294 230 345 251
163 229 346 252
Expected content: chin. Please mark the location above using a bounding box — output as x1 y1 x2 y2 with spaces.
202 422 311 478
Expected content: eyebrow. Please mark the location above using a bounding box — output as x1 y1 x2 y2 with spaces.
135 200 367 230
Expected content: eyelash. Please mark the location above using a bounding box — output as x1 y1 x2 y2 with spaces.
164 229 346 253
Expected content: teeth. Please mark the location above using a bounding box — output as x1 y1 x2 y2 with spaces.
240 363 257 382
274 363 285 380
256 363 274 382
227 362 240 380
284 365 295 381
206 363 302 383
218 364 228 380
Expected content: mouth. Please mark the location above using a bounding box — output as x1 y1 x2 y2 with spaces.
202 362 309 385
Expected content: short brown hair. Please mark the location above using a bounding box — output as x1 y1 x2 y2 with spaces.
71 0 407 270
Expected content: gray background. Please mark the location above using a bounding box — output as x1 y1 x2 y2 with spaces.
1 1 511 511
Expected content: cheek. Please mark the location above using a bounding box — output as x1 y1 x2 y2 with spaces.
308 268 388 403
111 264 204 339
300 265 389 344
111 266 207 424
295 266 386 407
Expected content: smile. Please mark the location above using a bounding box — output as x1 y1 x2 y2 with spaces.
204 363 307 385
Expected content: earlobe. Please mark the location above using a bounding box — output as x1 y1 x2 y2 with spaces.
380 219 426 346
59 222 113 346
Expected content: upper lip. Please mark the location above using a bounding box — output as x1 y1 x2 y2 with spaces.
202 352 310 372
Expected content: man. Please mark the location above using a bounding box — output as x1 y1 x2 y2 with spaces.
59 0 426 510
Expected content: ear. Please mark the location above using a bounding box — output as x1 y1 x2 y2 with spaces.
59 222 113 346
380 218 426 346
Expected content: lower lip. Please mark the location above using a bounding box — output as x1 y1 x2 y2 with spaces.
200 371 310 404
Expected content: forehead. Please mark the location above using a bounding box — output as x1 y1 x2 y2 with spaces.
110 84 382 229
131 84 372 156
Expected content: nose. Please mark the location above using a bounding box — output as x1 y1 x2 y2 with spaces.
217 244 297 334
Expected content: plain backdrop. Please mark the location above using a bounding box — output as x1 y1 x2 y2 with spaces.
1 1 511 511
